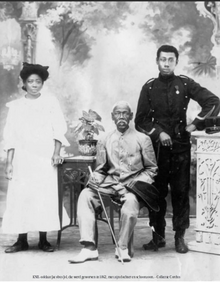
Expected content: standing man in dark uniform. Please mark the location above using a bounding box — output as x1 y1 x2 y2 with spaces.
135 44 220 253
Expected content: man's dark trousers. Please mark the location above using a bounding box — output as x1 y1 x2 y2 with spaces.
149 144 191 237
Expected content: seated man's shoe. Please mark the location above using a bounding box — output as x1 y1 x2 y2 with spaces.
38 241 54 252
5 240 29 253
115 248 131 262
175 238 188 253
143 238 166 251
68 248 99 263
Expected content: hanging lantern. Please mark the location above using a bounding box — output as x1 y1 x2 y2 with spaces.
0 45 21 71
0 19 22 71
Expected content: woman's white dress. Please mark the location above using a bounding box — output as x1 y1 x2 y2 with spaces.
2 94 68 234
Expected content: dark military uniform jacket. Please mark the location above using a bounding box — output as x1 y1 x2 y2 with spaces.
135 73 220 153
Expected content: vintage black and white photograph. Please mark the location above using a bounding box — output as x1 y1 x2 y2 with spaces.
0 1 220 281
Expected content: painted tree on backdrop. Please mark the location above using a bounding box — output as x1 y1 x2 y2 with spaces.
0 2 131 66
139 1 216 78
39 2 131 67
38 2 132 155
0 1 132 156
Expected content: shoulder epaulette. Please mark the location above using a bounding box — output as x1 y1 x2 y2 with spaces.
146 77 155 84
144 78 156 89
180 74 193 81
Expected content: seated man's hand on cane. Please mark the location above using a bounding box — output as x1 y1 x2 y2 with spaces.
88 167 100 188
87 174 100 190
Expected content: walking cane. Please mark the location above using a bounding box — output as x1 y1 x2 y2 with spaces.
88 166 124 264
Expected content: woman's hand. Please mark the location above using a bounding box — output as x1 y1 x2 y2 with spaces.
5 163 13 180
51 153 64 166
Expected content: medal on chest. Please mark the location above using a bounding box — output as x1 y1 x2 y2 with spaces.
174 85 180 94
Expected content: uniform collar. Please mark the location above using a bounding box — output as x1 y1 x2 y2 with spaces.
158 72 175 82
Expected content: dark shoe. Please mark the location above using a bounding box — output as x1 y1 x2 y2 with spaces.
5 240 29 253
38 241 54 252
143 238 166 251
175 230 188 253
175 237 188 253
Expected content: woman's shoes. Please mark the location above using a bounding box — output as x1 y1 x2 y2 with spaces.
5 240 29 253
5 240 54 253
38 240 54 252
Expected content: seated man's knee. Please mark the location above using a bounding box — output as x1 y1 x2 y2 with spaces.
121 193 139 218
77 188 98 208
125 192 138 203
78 188 91 202
78 188 101 214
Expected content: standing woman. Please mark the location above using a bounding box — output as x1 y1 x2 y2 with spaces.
3 62 68 253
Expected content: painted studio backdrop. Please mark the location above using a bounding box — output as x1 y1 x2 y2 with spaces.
0 1 220 218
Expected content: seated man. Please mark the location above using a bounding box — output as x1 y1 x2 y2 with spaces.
68 101 158 263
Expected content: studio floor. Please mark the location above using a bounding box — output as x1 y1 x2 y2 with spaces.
0 217 220 282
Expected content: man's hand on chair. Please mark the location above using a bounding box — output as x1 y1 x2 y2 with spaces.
112 183 128 203
113 183 127 195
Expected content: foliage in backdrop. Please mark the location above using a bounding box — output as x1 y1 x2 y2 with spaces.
0 1 219 158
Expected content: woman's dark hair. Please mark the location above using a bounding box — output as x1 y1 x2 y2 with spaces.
20 62 49 83
20 62 49 92
156 45 179 60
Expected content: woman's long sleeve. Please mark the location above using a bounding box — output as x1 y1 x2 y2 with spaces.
3 102 17 151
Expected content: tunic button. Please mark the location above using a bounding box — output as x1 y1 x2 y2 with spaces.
180 120 183 123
